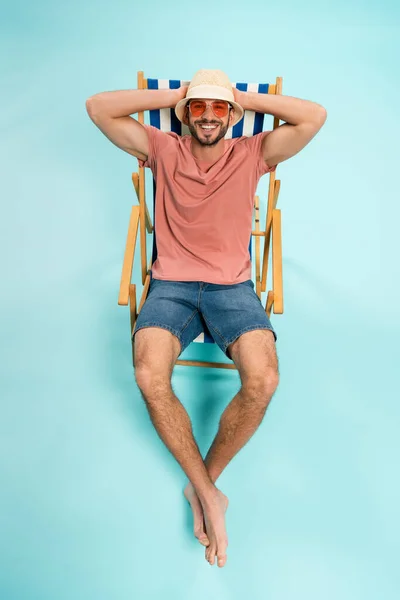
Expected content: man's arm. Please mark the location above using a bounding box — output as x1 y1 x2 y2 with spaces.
234 89 327 167
85 87 188 160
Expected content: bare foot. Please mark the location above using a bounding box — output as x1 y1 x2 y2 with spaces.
184 482 210 546
201 488 229 568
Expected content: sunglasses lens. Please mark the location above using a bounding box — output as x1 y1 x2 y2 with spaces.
212 101 229 117
189 101 206 116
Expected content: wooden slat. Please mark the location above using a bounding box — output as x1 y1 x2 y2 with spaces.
137 71 147 285
273 76 282 130
261 78 283 293
254 195 261 298
272 209 283 314
131 266 152 338
137 71 145 125
266 291 274 319
129 284 137 367
118 205 140 306
273 179 281 209
175 359 237 370
129 284 137 331
137 268 152 315
144 201 153 233
132 172 139 195
260 170 276 292
132 172 153 232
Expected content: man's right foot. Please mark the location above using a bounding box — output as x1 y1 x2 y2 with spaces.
201 488 229 568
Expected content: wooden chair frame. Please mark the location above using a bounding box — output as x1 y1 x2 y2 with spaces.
118 71 284 371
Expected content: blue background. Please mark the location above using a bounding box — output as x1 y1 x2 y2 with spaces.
1 0 399 598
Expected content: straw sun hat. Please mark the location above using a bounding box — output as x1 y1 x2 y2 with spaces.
175 69 244 127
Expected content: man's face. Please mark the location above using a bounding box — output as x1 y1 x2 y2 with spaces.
184 99 235 147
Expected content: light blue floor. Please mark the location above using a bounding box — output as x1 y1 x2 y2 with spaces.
1 1 399 598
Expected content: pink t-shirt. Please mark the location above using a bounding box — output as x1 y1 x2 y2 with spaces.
138 124 276 285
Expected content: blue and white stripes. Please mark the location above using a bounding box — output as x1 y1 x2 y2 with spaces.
147 79 269 138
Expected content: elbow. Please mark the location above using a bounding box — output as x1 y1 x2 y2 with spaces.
315 105 327 125
85 95 104 121
301 104 327 130
305 105 327 132
85 96 96 118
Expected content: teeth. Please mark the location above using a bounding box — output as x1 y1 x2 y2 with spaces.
200 125 217 129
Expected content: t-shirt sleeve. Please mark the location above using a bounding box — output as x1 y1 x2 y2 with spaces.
137 124 176 174
245 130 277 178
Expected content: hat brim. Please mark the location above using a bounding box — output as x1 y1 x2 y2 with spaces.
175 97 244 128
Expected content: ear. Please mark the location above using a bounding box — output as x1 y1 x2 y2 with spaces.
182 105 189 126
229 108 236 126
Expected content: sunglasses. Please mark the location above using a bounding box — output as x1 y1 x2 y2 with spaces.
188 100 232 118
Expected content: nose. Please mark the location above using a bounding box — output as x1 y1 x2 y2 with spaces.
202 104 215 119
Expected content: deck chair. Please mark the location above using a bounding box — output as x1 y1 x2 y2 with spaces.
118 71 284 371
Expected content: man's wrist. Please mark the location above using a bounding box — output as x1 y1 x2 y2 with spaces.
235 89 271 113
233 88 246 110
154 88 182 109
171 86 188 108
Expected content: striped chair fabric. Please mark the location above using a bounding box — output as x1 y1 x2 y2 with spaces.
147 78 271 346
147 79 270 138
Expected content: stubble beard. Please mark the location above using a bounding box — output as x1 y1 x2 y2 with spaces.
188 119 230 147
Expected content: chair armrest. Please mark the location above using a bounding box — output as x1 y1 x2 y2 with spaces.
272 208 283 314
118 205 140 306
132 173 153 233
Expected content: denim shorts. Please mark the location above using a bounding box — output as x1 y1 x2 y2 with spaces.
132 278 277 359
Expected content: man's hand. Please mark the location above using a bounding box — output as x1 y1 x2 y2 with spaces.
174 86 188 105
232 87 243 105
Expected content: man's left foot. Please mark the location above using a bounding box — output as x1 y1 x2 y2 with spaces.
184 482 209 546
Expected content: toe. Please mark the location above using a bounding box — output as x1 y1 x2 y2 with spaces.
217 553 227 567
200 536 210 546
208 546 216 566
196 532 209 546
217 537 228 567
200 516 210 546
194 524 209 546
190 504 209 546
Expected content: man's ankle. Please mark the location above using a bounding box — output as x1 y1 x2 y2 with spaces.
194 481 217 503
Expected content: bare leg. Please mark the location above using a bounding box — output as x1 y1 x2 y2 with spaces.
184 330 279 564
203 383 276 482
134 327 229 567
208 329 279 481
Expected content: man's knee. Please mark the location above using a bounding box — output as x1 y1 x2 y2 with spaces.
243 368 280 399
134 364 172 397
133 327 179 394
230 329 279 395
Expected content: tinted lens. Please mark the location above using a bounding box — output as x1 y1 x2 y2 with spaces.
211 101 229 117
189 101 207 116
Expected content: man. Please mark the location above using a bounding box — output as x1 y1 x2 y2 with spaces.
86 69 327 568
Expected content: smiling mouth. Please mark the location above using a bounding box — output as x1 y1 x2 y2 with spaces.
197 123 220 132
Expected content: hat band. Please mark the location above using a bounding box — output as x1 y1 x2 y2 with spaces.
186 84 234 103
